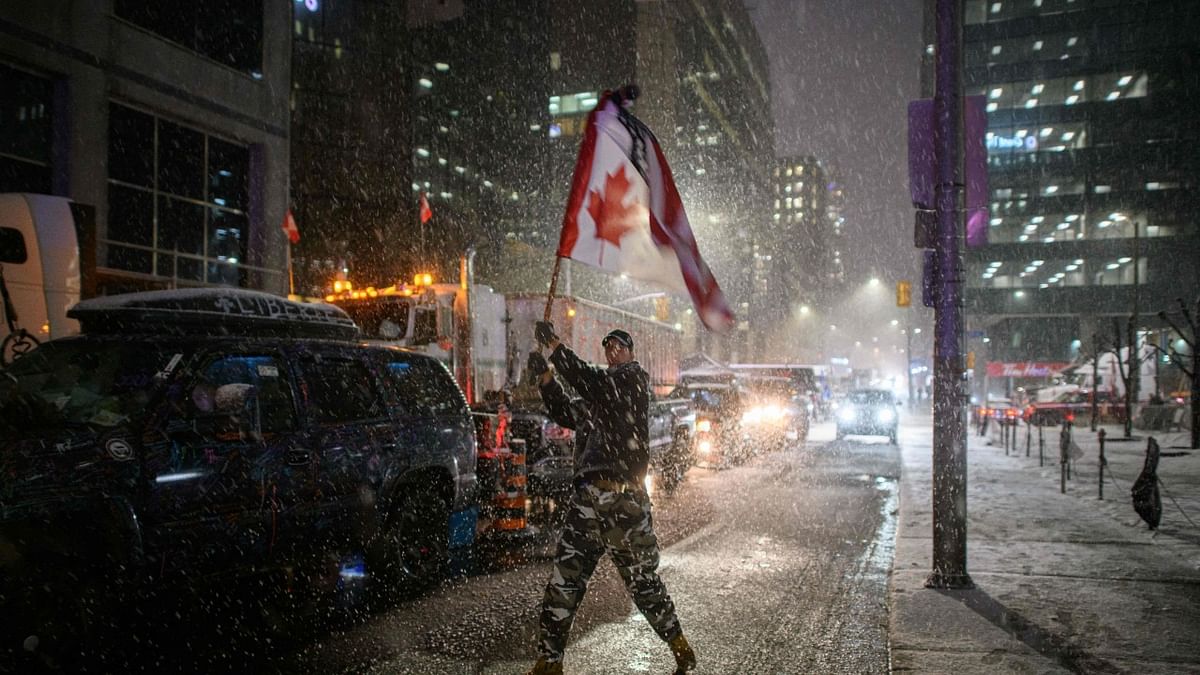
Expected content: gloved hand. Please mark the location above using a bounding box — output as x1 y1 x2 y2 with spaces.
534 321 558 348
527 351 549 378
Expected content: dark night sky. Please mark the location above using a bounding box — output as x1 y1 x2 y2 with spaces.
747 0 925 288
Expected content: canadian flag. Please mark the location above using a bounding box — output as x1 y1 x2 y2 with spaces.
557 92 734 330
281 208 300 244
419 191 433 224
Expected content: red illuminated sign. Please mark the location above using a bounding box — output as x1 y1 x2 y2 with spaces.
985 362 1070 378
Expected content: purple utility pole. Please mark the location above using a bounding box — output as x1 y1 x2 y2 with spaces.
927 0 973 590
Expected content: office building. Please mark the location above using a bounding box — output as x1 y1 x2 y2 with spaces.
290 0 413 295
1 2 292 295
955 0 1200 373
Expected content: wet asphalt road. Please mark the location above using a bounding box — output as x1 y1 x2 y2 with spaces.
259 420 903 674
52 422 903 674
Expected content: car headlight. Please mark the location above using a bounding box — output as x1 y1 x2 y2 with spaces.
838 407 857 423
698 439 713 454
696 419 712 433
644 473 654 496
742 409 761 424
876 408 895 424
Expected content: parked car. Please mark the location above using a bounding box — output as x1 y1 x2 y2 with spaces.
836 389 899 444
505 400 575 501
508 390 694 502
648 395 695 493
668 381 749 468
0 289 478 664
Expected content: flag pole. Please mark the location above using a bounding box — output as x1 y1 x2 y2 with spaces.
544 255 563 322
287 243 295 296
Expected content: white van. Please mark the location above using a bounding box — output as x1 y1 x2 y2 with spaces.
0 193 86 363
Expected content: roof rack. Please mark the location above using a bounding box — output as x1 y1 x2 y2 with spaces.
68 289 361 340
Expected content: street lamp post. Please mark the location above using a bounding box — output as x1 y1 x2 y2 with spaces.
906 327 914 408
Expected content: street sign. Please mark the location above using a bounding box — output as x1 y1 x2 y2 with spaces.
908 96 989 248
964 95 989 248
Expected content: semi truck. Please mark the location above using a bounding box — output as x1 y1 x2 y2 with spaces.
0 193 94 364
324 251 509 407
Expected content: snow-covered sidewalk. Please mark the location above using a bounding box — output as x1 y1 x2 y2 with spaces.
888 415 1200 674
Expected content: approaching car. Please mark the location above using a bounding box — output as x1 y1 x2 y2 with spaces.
836 389 899 444
738 375 809 451
0 290 478 664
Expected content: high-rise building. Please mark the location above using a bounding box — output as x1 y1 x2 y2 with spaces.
291 0 413 294
952 0 1200 374
637 0 775 361
765 156 847 361
406 0 633 286
404 1 774 362
1 2 293 295
771 156 847 308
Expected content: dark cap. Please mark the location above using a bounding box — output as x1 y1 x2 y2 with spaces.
602 329 634 349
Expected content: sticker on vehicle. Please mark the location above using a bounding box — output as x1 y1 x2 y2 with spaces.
106 438 134 461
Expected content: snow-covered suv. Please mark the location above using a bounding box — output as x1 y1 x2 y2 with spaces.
0 290 478 665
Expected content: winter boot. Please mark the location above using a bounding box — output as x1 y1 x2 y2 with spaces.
525 657 564 675
669 633 697 673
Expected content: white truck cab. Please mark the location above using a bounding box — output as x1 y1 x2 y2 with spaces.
0 193 89 364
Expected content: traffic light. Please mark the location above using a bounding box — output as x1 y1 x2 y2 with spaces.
896 280 912 308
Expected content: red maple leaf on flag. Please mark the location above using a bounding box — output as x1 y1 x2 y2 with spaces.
586 165 641 248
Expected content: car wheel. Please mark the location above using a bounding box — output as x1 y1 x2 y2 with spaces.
369 487 450 595
889 429 898 445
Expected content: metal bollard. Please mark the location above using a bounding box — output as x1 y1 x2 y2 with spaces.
1003 419 1009 455
1025 421 1031 457
1066 420 1073 481
1038 423 1044 467
1059 421 1070 494
1098 428 1107 500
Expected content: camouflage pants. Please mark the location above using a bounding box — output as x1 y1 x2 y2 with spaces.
537 483 682 662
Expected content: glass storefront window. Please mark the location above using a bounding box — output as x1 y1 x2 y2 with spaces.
106 102 250 284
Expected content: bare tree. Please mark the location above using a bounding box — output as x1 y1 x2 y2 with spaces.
1111 316 1146 440
1156 297 1199 449
1086 331 1114 432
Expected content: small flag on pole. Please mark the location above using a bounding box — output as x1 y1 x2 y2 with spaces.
419 191 433 224
557 88 734 331
282 208 300 244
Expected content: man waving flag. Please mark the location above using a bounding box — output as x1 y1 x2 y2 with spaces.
556 87 734 331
